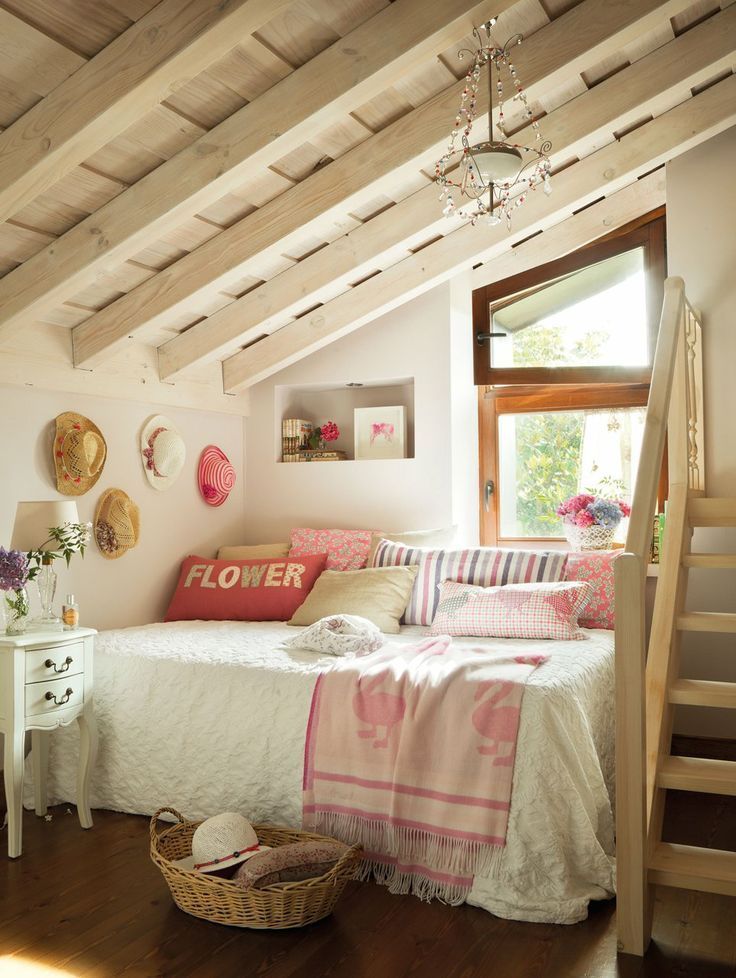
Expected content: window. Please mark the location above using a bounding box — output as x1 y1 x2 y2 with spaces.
475 212 666 544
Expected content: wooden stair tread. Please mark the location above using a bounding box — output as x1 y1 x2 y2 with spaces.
688 497 736 527
683 554 736 568
658 756 736 795
677 612 736 633
669 678 736 708
649 843 736 896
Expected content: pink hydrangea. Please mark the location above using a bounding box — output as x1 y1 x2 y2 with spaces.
619 501 632 517
574 509 596 527
320 420 340 442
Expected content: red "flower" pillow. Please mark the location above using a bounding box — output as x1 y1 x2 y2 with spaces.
165 554 327 622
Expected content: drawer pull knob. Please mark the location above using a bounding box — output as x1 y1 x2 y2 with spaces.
45 656 73 673
45 687 73 706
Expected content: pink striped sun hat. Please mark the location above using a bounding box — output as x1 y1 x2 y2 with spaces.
198 445 236 507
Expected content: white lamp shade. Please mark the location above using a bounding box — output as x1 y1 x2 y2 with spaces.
11 500 80 552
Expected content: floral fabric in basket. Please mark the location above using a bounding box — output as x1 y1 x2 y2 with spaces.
564 551 620 630
289 528 373 571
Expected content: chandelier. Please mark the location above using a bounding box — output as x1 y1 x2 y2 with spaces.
435 17 552 229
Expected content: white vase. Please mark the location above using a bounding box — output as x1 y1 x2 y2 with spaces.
563 523 615 551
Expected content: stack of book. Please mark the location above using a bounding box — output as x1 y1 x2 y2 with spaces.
281 419 313 461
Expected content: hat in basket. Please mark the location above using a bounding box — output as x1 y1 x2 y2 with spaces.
173 812 269 873
198 445 235 507
54 412 107 496
94 488 140 560
140 415 185 491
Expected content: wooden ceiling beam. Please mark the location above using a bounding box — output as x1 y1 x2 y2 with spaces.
221 74 736 390
0 0 290 225
158 6 734 378
65 0 696 368
0 0 515 354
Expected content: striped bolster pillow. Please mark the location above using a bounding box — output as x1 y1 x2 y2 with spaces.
371 540 569 626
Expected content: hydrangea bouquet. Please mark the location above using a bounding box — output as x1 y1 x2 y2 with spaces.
309 420 340 450
557 494 631 550
0 547 31 633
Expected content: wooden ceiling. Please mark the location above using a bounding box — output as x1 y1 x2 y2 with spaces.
0 0 733 414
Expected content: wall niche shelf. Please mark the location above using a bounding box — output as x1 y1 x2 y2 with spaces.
275 378 415 463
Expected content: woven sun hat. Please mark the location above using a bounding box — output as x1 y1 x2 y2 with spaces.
140 415 186 491
94 488 140 560
54 412 107 496
173 812 269 874
198 445 236 507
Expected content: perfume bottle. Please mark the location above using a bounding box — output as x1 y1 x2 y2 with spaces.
62 594 79 630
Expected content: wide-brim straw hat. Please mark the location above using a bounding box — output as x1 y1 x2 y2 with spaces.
172 812 269 873
54 412 107 496
140 415 185 491
94 488 140 560
198 446 236 507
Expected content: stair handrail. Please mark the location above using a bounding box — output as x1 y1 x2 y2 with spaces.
614 275 705 955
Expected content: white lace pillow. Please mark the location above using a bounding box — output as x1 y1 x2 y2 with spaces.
283 614 385 657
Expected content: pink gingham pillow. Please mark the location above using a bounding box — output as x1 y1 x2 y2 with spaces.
289 528 373 571
564 551 620 629
430 580 591 640
371 540 568 626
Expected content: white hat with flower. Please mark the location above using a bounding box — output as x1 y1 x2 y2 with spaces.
140 415 186 491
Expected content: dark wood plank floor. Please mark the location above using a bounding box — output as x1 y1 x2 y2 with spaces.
1 737 735 978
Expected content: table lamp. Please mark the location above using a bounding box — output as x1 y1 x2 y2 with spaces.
11 500 80 623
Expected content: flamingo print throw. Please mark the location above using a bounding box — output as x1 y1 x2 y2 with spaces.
302 635 547 903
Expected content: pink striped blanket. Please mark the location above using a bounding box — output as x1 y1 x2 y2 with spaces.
302 636 547 903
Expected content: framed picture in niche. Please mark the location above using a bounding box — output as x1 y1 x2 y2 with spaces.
354 406 406 460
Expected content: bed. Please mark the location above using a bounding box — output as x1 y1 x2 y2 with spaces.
29 621 616 924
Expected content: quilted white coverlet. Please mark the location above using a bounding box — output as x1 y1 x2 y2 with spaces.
32 620 616 924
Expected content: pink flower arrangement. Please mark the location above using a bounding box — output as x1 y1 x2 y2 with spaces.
557 494 631 530
320 420 340 443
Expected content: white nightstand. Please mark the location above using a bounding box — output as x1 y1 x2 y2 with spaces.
0 627 97 858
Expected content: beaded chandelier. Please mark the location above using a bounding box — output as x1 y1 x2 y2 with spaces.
435 17 552 229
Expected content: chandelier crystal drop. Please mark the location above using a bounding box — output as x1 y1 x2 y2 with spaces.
434 17 552 230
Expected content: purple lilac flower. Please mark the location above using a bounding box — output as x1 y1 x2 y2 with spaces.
587 499 624 529
0 547 30 592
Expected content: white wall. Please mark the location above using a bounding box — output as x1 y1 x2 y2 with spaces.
244 278 479 544
667 125 736 737
0 385 246 630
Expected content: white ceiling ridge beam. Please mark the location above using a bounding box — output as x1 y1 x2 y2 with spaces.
221 74 736 391
0 0 516 353
67 0 696 369
0 0 293 225
157 7 734 378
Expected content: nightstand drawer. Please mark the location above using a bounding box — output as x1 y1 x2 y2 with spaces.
25 676 83 717
25 643 84 685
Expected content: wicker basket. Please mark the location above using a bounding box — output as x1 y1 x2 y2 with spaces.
150 807 362 929
563 523 616 551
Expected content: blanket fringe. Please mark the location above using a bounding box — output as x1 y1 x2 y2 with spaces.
310 811 505 904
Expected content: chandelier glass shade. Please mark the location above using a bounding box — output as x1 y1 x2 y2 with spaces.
435 18 552 229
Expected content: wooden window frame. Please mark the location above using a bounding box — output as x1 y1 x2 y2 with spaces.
472 211 666 387
475 210 666 546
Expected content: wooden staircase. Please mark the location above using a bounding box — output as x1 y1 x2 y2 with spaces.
615 280 736 955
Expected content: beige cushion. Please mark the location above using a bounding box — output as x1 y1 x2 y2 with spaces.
217 543 289 560
288 566 419 634
367 527 458 566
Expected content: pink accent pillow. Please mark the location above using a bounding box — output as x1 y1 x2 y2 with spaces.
430 580 591 640
289 528 374 571
564 551 620 630
164 554 327 622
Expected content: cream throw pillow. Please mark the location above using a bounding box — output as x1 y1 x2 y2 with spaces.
217 543 289 560
288 566 419 634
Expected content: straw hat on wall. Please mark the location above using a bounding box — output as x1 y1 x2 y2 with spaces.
54 412 107 496
94 488 140 560
140 415 185 491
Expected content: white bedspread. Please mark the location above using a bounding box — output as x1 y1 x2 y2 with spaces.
30 621 616 924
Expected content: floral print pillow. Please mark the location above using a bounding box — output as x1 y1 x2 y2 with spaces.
289 528 374 571
564 551 620 630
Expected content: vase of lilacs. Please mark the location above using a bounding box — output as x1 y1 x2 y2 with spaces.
0 548 31 634
557 494 631 550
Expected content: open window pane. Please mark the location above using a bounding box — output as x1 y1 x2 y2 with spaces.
489 247 649 370
497 406 646 538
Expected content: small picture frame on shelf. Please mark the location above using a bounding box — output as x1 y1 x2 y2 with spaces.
354 406 406 461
